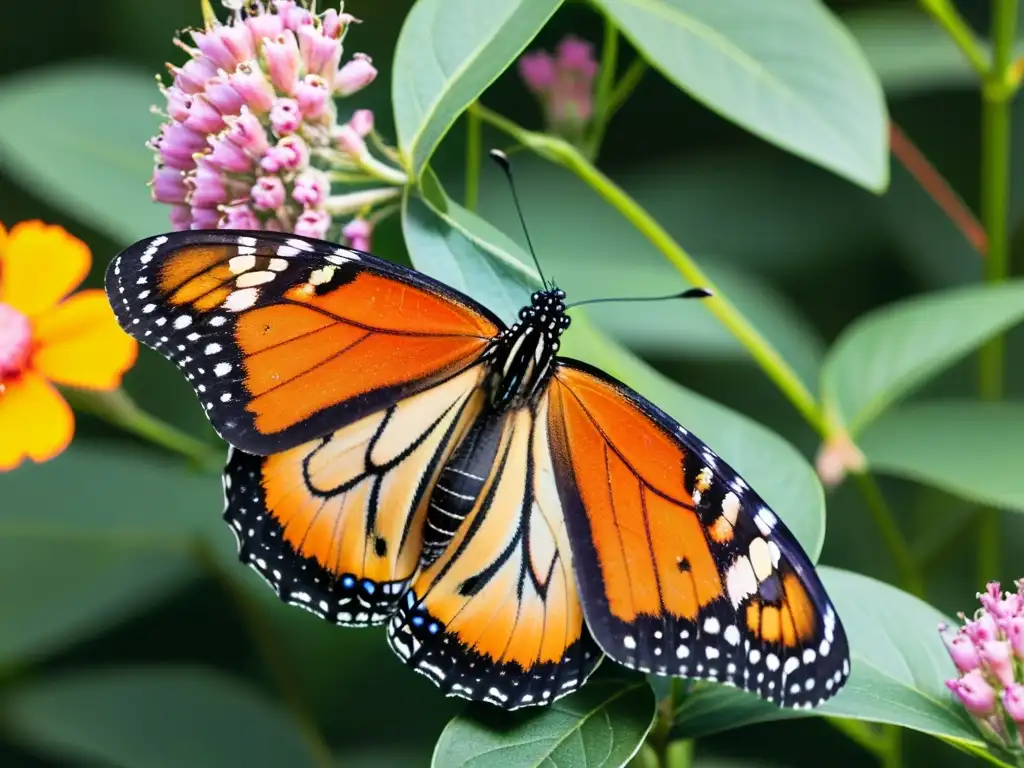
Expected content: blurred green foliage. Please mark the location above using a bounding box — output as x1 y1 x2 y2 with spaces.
1 0 1024 766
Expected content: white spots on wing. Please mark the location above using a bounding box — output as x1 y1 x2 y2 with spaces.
173 315 193 330
286 238 314 252
237 236 257 247
768 540 782 567
703 617 720 635
705 646 720 660
676 645 690 659
155 317 167 327
726 555 758 609
623 635 636 650
142 303 156 313
784 657 800 676
724 625 741 647
214 362 232 377
204 343 222 355
755 507 778 536
803 648 817 665
721 492 741 526
308 266 336 286
186 332 201 341
221 392 232 402
268 257 288 272
223 287 260 312
236 270 275 288
748 537 774 581
210 316 227 327
766 653 780 672
229 254 257 273
277 244 300 257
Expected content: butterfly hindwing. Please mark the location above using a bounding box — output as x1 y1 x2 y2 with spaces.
387 398 602 709
223 365 487 625
106 230 503 455
547 361 849 708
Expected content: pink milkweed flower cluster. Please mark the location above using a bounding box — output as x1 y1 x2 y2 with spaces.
941 580 1024 751
149 0 401 250
518 35 599 140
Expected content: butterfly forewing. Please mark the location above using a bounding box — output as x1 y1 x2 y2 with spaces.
547 361 849 708
106 230 502 455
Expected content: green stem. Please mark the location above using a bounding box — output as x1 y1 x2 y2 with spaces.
854 472 925 598
200 547 334 768
586 16 619 160
465 106 482 211
648 680 692 768
605 59 648 123
918 0 990 78
976 0 1018 583
881 726 903 768
471 104 825 434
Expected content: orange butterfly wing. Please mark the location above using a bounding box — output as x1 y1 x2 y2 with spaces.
107 231 502 454
547 361 849 708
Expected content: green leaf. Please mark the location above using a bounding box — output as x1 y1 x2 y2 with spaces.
2 666 318 768
0 443 223 665
392 0 563 178
432 671 656 768
672 568 986 753
591 0 888 192
0 62 166 243
859 401 1024 512
404 177 826 558
820 281 1024 435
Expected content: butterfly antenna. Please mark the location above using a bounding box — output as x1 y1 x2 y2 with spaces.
489 149 548 289
565 287 713 309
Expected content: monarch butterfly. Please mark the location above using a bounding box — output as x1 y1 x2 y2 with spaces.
105 215 849 712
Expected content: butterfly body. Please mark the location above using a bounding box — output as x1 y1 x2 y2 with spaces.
106 230 849 711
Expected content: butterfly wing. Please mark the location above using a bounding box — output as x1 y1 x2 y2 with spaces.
106 230 503 455
547 360 849 708
223 365 487 625
387 398 602 710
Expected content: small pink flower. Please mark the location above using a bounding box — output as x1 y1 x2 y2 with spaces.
335 53 377 96
270 98 302 136
192 28 238 71
263 31 302 94
939 624 981 673
342 217 372 251
556 35 599 78
948 670 997 716
261 135 309 172
151 166 188 204
335 124 367 160
188 159 249 208
518 35 599 135
149 123 207 170
518 51 556 93
246 10 284 43
251 176 286 210
981 640 1016 688
275 0 313 31
297 24 342 78
228 61 276 113
203 75 245 116
1004 684 1024 722
292 169 329 207
190 206 222 230
295 75 330 120
1005 617 1024 660
221 203 261 230
349 108 374 137
321 9 356 39
224 109 270 156
981 582 1024 621
172 57 218 94
964 612 1001 646
206 134 254 173
164 86 192 122
294 209 331 238
182 94 226 134
170 204 192 231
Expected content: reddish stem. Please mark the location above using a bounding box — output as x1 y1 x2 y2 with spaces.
889 121 988 256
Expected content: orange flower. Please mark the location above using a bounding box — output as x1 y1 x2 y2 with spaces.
0 221 137 470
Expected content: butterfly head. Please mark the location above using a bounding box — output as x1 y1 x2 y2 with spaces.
487 288 569 410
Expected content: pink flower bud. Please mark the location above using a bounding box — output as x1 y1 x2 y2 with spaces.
182 94 225 134
150 122 207 170
270 98 302 136
206 134 254 173
518 51 556 93
246 10 285 44
342 217 372 252
556 35 599 79
220 23 256 67
165 86 192 122
172 56 219 95
276 0 313 31
192 29 237 71
261 135 309 172
965 612 1001 645
948 670 997 716
190 206 222 230
228 61 276 113
334 124 367 160
1005 616 1024 660
298 25 342 78
151 166 188 204
981 640 1017 688
251 176 287 210
224 108 270 156
981 582 1024 621
204 76 244 116
349 109 374 137
187 160 248 208
263 30 302 94
295 75 329 120
170 204 192 231
321 9 356 39
292 169 328 208
1004 684 1024 725
335 53 377 96
940 625 981 673
294 209 331 238
221 203 261 230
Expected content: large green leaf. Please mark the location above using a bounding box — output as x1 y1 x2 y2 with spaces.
591 0 888 191
2 666 317 768
820 281 1024 435
859 401 1024 512
432 671 656 768
0 62 166 243
403 181 826 558
0 443 223 665
392 0 563 178
672 568 987 756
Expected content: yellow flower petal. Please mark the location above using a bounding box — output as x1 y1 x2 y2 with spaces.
0 221 91 317
32 290 138 390
0 372 74 471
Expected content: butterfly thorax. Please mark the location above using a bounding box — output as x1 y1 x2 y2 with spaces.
485 289 569 410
